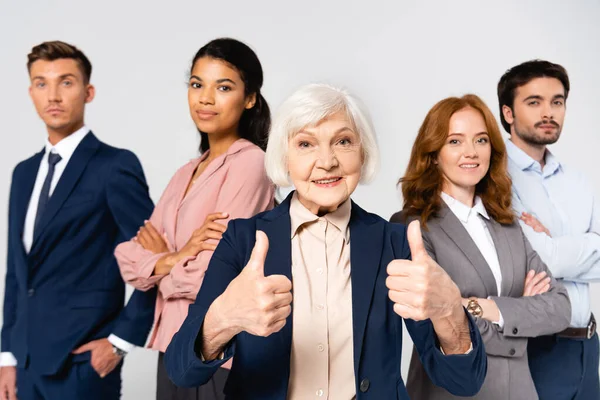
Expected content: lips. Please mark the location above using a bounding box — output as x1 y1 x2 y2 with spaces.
196 110 218 119
459 164 479 169
313 177 342 184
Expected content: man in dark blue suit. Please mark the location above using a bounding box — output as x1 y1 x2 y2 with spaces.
0 41 156 399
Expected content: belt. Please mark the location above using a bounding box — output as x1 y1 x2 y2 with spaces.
557 314 596 339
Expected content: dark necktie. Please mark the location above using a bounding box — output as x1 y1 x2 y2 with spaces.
34 151 62 237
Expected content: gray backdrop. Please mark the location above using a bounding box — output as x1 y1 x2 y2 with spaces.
1 0 599 398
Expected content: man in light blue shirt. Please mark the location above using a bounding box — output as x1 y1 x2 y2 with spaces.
499 59 599 399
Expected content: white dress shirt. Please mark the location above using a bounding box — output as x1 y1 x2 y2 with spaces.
0 126 134 367
442 192 504 327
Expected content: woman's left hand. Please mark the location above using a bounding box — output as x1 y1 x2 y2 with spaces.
135 221 170 254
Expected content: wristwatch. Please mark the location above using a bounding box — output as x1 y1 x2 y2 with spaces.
112 345 127 358
466 297 483 317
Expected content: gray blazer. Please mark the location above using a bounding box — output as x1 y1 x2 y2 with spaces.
391 206 571 400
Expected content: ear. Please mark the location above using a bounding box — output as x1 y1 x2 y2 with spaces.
502 105 514 125
245 92 257 110
85 84 96 104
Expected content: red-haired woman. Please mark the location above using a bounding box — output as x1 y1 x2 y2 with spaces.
392 94 571 400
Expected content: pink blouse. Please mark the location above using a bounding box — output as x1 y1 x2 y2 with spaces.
115 139 274 355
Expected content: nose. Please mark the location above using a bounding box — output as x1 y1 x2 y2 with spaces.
541 101 553 121
48 83 61 103
315 146 339 170
463 142 478 158
198 88 214 105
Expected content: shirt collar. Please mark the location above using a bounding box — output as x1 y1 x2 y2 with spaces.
289 192 352 242
505 138 561 176
45 125 89 163
441 192 489 223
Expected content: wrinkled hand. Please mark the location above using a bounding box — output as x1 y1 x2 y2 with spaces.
177 212 229 258
72 338 121 378
521 212 551 237
217 231 292 337
523 270 551 297
0 366 16 400
386 220 462 322
135 221 170 254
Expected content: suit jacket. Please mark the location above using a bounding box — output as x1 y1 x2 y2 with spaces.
1 132 157 375
391 206 571 400
164 193 487 399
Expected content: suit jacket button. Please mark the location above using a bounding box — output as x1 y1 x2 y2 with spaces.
513 328 518 335
27 288 35 297
360 378 370 392
509 348 516 355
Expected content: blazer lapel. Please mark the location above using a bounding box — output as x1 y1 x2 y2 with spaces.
256 194 293 386
437 206 498 297
484 219 515 296
349 202 385 375
31 133 100 251
16 150 44 246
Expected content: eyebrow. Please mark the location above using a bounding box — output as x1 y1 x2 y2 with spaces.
31 73 78 81
523 94 565 102
189 75 237 85
297 126 355 136
448 132 488 137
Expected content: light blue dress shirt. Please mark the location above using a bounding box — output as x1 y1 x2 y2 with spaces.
506 139 600 328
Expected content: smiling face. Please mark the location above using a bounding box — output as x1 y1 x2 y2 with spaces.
437 107 491 204
287 112 363 215
28 58 94 137
188 57 255 139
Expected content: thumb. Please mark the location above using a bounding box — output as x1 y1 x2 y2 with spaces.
248 230 269 275
407 220 428 262
72 341 95 354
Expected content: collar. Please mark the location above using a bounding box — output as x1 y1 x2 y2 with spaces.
289 192 352 242
45 125 90 162
505 138 561 176
441 192 489 223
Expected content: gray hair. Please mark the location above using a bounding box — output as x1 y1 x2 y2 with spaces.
265 83 380 187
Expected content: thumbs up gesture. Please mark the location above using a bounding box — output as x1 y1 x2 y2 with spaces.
386 220 462 322
218 231 293 337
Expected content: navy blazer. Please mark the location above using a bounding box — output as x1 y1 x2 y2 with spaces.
1 133 157 375
165 193 487 399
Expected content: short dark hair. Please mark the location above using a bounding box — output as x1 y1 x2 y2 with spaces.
27 41 92 83
191 38 270 153
497 60 570 133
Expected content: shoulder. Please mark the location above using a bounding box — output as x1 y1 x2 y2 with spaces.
229 142 266 167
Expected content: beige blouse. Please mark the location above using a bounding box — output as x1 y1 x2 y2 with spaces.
287 193 356 399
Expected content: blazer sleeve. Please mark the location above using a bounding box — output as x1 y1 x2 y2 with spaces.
393 228 487 397
106 150 158 346
489 227 571 339
164 220 245 387
158 151 274 301
419 227 529 358
1 167 20 353
114 166 182 291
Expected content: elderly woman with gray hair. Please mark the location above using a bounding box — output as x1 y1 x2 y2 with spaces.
164 84 487 399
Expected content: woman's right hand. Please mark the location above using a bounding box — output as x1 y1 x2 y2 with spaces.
521 212 552 237
200 231 293 360
523 270 551 297
154 212 229 276
177 212 229 258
